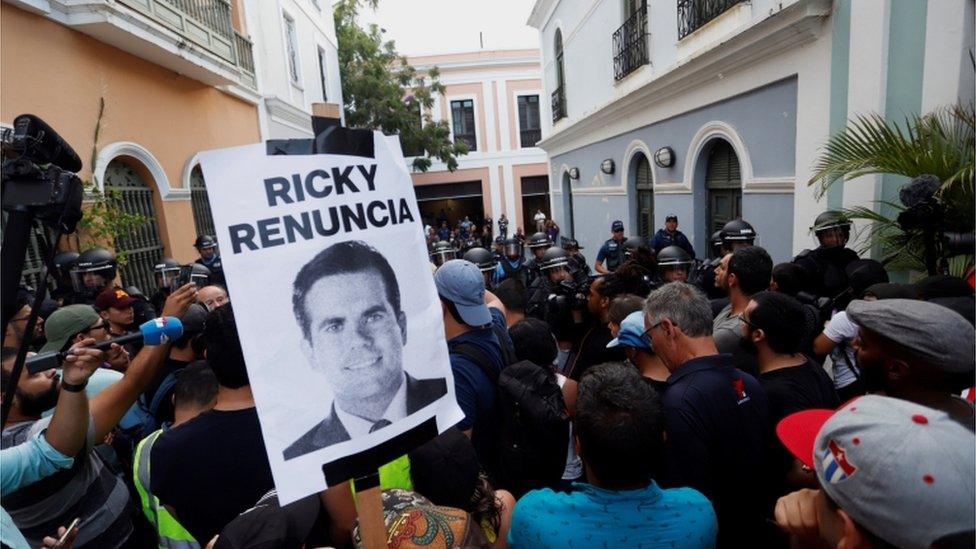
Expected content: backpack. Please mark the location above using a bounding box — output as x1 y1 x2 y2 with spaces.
495 361 570 498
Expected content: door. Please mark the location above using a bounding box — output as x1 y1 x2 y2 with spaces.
103 159 164 293
705 140 742 237
634 154 653 238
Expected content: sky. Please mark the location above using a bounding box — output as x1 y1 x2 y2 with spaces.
356 0 540 57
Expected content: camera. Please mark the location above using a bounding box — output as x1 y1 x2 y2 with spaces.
896 174 975 273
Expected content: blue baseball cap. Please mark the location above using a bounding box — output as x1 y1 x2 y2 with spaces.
611 220 625 231
607 310 652 351
434 259 492 327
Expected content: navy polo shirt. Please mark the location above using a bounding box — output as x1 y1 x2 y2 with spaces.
659 354 769 547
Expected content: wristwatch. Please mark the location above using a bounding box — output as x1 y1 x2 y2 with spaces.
61 380 88 393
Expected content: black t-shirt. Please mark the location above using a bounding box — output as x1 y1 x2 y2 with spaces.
568 322 626 381
150 407 274 542
759 357 840 426
640 375 669 396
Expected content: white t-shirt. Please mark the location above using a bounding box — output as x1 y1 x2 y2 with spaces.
556 374 583 481
822 311 860 389
534 212 546 222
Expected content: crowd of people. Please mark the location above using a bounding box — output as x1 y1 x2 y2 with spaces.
423 210 561 259
2 207 974 549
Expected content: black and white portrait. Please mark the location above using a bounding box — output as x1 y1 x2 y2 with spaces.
283 240 447 460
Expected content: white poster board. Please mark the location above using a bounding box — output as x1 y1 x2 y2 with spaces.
198 133 464 505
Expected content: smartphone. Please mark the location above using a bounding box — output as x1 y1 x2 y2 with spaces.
175 265 194 288
53 517 80 548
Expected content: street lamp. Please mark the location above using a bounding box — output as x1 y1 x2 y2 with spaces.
568 167 580 180
654 146 674 168
600 159 615 174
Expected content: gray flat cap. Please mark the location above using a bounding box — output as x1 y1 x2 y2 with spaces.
847 298 975 373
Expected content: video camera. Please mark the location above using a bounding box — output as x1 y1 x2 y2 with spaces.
896 174 975 273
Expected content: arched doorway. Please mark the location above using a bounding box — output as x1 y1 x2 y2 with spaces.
561 172 574 237
630 152 654 238
190 165 216 238
704 140 741 238
103 158 164 293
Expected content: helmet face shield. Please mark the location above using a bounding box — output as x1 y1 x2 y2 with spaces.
661 263 691 282
154 267 180 290
814 224 851 248
70 265 113 295
198 245 218 260
430 249 457 267
504 241 522 259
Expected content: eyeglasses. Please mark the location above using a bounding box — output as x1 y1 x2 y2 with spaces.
737 314 760 331
81 320 109 334
640 320 668 341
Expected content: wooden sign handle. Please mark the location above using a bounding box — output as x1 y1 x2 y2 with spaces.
354 471 386 549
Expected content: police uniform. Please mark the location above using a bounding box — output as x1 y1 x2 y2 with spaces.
596 238 627 272
194 257 224 286
793 246 860 299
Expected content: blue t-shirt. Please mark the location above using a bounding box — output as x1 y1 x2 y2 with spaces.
448 308 506 474
508 481 717 549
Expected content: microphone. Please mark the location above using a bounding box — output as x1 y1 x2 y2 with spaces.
25 317 184 374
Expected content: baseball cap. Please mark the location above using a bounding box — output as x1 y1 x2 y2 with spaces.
666 214 678 221
179 303 208 338
408 427 480 510
846 298 974 373
776 395 975 548
607 310 652 351
611 220 624 231
434 259 491 327
94 287 135 311
40 304 100 353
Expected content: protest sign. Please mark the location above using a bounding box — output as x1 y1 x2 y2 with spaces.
198 132 464 505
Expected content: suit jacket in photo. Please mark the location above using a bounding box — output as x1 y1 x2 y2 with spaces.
283 374 447 460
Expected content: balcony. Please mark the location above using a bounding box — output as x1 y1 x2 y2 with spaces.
551 86 566 123
121 0 235 62
677 0 745 39
520 128 542 147
612 5 649 81
234 31 256 89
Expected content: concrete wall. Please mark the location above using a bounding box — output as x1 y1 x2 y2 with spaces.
1 4 261 262
550 78 798 262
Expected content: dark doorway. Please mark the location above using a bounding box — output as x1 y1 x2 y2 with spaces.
415 180 485 229
562 172 574 237
521 176 550 232
705 140 742 237
631 153 654 238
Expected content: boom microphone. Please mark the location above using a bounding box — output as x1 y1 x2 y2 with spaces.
25 316 184 374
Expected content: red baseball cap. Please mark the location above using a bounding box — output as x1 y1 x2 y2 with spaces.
775 408 837 469
94 287 136 311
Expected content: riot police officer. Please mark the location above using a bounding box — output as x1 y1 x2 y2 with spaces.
561 237 590 279
151 257 181 312
720 218 757 253
194 235 225 285
525 246 579 322
463 247 497 290
69 247 118 304
493 237 528 286
524 232 552 287
595 220 628 274
657 245 695 283
708 230 724 259
430 241 457 267
51 250 79 304
793 211 860 299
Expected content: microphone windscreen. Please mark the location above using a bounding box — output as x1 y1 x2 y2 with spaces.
139 316 184 345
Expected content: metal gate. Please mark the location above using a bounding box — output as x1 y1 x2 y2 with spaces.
705 140 742 236
103 159 164 293
0 212 53 293
190 165 216 238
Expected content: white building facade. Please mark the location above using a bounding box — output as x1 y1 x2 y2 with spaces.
243 0 344 138
407 50 550 234
528 0 974 262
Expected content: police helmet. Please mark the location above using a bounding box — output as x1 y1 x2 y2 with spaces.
656 245 694 268
153 257 181 289
463 247 496 273
560 237 583 250
623 236 647 254
190 263 212 286
811 210 852 246
709 230 724 257
71 247 117 296
721 219 757 247
430 241 457 267
527 232 551 250
503 238 522 258
52 251 80 280
539 246 570 271
194 235 218 250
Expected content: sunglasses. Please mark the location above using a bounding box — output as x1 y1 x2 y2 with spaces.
81 320 110 334
640 320 669 341
736 314 760 331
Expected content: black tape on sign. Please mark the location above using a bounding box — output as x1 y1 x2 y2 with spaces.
266 120 375 159
322 417 439 486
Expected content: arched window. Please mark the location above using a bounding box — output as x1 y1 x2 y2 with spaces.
633 153 654 238
190 165 216 238
103 158 164 293
552 30 567 121
704 140 742 236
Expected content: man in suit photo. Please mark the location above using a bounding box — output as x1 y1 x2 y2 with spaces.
283 240 447 460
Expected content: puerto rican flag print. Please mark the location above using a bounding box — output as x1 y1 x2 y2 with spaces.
820 439 857 484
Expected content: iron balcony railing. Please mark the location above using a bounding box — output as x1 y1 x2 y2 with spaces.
551 86 566 123
613 5 649 81
234 31 257 88
677 0 744 39
520 129 542 147
161 0 233 39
